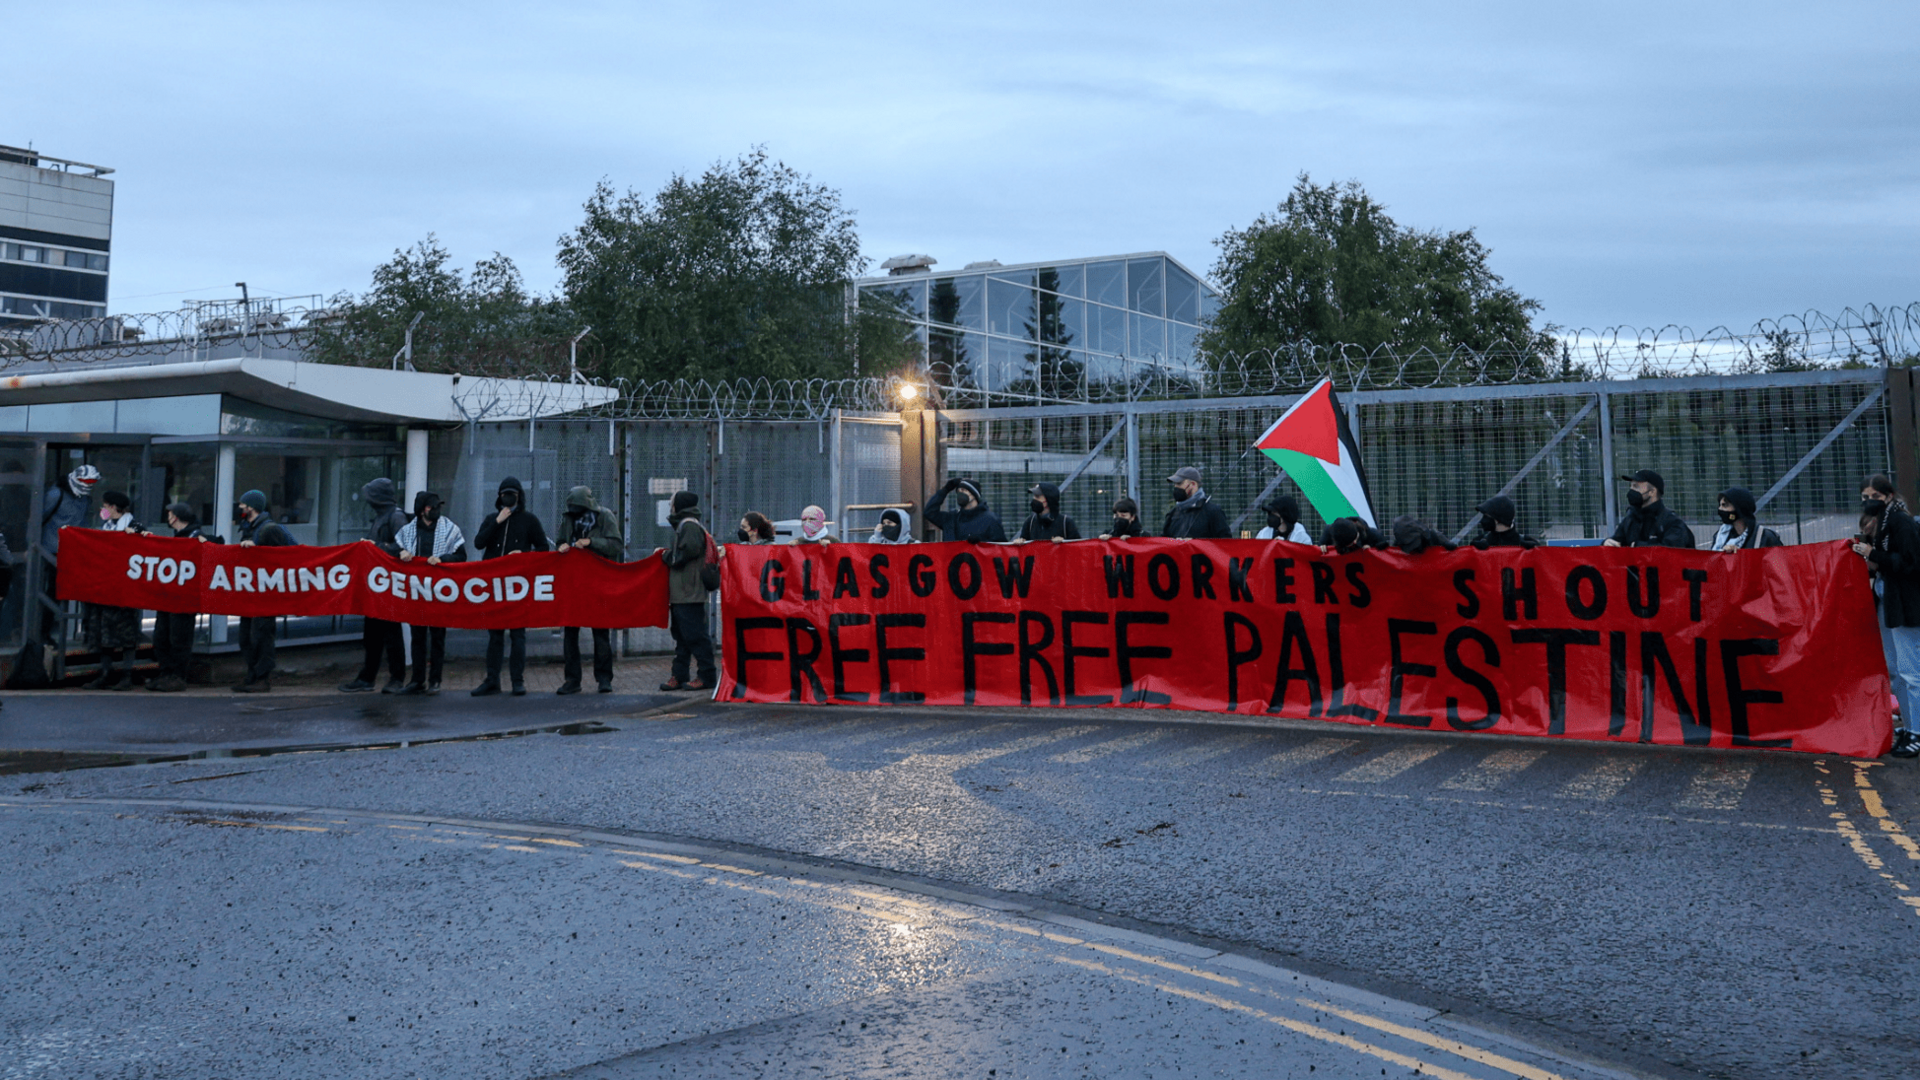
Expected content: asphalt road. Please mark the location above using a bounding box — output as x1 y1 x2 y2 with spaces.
2 697 1914 1078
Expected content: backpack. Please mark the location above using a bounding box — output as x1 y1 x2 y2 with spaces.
699 525 721 592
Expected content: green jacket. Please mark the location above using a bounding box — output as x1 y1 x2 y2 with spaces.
663 510 711 604
560 486 623 562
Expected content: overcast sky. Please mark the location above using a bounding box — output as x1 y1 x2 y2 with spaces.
15 1 1917 335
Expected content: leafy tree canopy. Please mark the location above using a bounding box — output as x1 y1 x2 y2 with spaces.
1200 175 1559 381
558 147 913 383
305 236 579 375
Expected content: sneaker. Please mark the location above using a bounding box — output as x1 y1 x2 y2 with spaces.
556 681 582 696
339 679 377 693
510 682 526 697
397 682 426 696
108 675 134 691
470 680 501 698
1893 730 1920 759
597 683 613 694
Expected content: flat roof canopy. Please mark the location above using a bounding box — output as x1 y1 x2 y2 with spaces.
0 357 616 424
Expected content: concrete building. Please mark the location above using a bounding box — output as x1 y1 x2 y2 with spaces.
0 146 113 327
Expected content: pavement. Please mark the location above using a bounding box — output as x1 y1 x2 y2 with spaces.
1 696 1914 1078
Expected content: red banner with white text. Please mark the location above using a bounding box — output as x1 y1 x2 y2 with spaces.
55 527 668 630
714 538 1893 758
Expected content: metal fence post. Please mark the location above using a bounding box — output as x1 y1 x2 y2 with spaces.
1597 390 1616 529
1124 404 1140 504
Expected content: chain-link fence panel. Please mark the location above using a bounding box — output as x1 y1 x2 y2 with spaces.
837 418 903 539
712 421 833 539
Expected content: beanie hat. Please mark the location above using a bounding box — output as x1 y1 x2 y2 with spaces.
955 479 982 504
165 502 198 527
671 491 698 513
239 489 268 513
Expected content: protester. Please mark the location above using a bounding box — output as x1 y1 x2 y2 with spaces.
1016 483 1079 543
792 505 836 545
1162 467 1230 539
658 491 717 692
471 476 549 697
738 511 777 545
869 508 914 545
394 491 467 695
233 489 296 693
1709 487 1783 552
924 478 1007 543
1854 474 1919 757
1322 516 1386 554
79 491 146 690
1604 469 1695 548
39 463 98 637
1099 497 1144 541
1469 495 1538 550
1255 494 1312 543
340 478 410 694
1388 514 1456 555
147 502 211 692
557 484 622 694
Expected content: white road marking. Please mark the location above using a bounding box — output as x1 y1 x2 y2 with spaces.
1148 733 1271 769
1440 748 1547 791
947 726 1105 765
1051 727 1172 764
892 723 1018 753
1334 745 1445 784
1248 737 1361 778
1556 758 1643 801
839 719 944 746
1679 761 1756 811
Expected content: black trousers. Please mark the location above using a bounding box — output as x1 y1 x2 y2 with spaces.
409 625 446 686
237 616 276 683
669 602 716 684
153 610 197 679
485 628 527 684
563 626 613 688
357 617 406 684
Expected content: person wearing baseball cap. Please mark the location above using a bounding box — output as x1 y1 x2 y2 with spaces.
924 477 1007 543
1163 466 1230 539
1604 468 1696 549
1469 494 1537 550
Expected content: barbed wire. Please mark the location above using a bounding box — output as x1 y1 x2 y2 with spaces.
3 299 1912 419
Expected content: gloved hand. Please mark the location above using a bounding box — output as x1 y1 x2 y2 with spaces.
937 478 961 494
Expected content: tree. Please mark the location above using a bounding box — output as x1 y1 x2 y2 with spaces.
305 236 578 376
557 148 910 383
1200 175 1557 382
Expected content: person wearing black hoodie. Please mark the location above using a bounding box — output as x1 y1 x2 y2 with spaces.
1099 497 1144 541
471 476 550 696
924 478 1007 543
233 489 296 693
1708 486 1783 552
1605 469 1696 549
1017 482 1079 543
340 477 409 694
148 502 213 692
1388 514 1456 555
1469 495 1538 550
395 491 467 694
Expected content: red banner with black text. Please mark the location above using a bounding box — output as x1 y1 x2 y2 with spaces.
715 538 1892 758
55 527 668 630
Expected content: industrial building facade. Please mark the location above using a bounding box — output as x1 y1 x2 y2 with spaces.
0 145 114 327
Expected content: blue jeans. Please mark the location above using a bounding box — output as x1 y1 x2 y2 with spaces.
1882 623 1920 733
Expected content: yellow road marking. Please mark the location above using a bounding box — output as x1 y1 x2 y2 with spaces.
1303 999 1571 1080
501 845 541 853
1853 764 1920 860
1250 737 1360 778
194 819 328 833
1336 744 1444 784
528 838 583 848
1442 749 1547 792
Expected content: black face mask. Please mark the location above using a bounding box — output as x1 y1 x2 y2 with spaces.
1031 499 1048 516
421 507 439 524
1110 516 1140 537
736 527 750 543
1626 489 1648 509
499 490 518 509
1718 508 1738 524
1863 498 1887 518
880 519 902 541
1266 511 1290 532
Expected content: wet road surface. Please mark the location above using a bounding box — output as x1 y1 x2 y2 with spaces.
3 699 1915 1077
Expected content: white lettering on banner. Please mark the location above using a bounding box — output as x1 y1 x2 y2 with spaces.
433 578 458 603
299 567 326 591
258 568 285 592
210 565 230 591
533 575 555 602
234 567 254 591
389 573 405 598
368 567 388 592
464 578 489 603
504 576 529 602
128 554 194 586
328 565 351 590
410 575 431 602
158 559 177 584
492 578 503 601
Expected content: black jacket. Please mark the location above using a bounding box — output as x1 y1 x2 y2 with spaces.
1609 502 1696 549
1018 483 1080 542
1163 490 1231 539
1869 505 1920 629
473 477 551 560
925 493 1008 543
1472 528 1539 550
237 512 296 546
361 478 409 555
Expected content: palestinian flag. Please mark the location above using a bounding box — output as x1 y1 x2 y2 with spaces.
1254 378 1376 526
